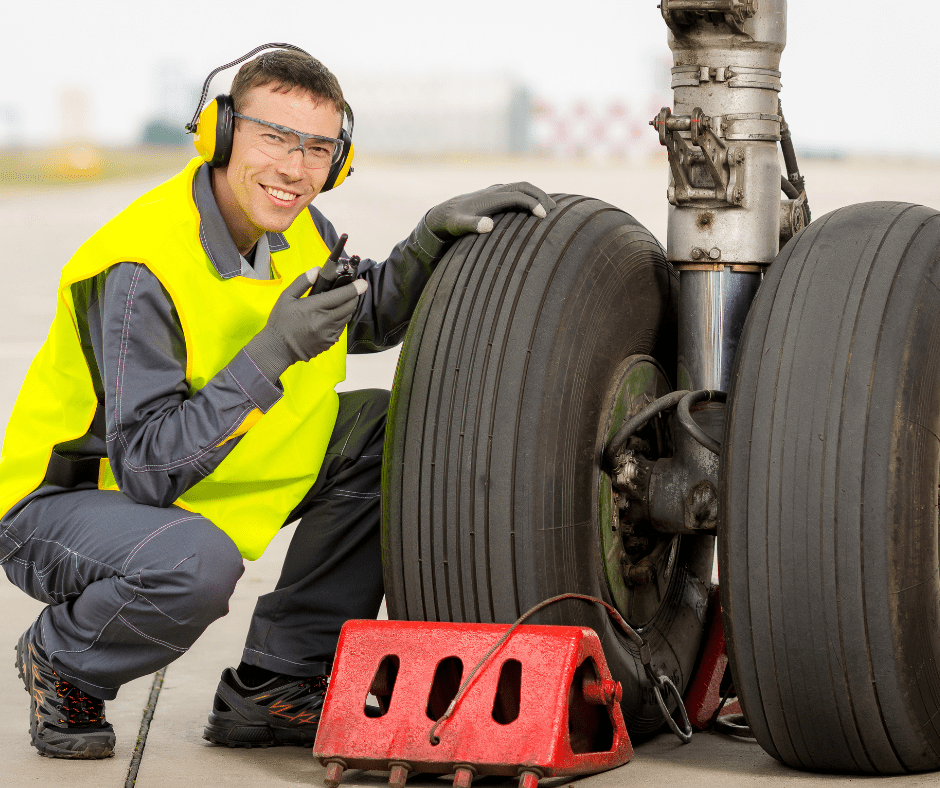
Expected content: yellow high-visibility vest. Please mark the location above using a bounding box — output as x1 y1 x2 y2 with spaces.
0 158 346 559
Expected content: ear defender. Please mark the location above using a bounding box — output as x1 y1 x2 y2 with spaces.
321 103 355 193
193 95 235 168
321 129 354 193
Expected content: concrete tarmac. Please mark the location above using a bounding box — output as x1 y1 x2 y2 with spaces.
1 153 939 786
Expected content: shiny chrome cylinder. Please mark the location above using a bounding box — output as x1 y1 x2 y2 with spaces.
677 269 761 391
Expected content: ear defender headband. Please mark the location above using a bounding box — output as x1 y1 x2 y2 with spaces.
185 43 355 192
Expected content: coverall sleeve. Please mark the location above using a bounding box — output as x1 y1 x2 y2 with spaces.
308 207 451 354
93 262 282 507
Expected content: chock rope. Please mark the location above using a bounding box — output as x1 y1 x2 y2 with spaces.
427 593 693 746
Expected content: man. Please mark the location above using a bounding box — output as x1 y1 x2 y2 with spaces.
0 48 554 759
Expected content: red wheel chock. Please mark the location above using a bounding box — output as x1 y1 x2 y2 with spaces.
313 620 634 788
683 586 730 730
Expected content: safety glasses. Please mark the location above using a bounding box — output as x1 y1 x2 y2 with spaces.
233 112 345 169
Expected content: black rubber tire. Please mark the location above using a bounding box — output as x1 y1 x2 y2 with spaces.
720 201 940 773
382 195 715 735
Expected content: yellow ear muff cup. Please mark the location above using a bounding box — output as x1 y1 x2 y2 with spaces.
193 95 234 167
322 139 354 192
332 141 354 189
193 98 219 163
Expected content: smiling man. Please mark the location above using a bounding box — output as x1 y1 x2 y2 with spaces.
0 47 554 759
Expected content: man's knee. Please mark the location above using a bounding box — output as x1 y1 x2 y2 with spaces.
148 522 244 625
362 387 390 414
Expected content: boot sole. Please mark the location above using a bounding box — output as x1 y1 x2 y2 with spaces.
203 717 318 748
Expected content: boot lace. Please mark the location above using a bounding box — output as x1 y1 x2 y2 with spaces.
55 676 104 727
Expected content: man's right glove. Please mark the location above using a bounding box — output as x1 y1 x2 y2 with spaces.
245 269 368 382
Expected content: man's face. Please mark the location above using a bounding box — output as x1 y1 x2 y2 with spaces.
212 84 343 254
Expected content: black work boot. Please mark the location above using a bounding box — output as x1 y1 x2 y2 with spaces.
15 626 115 759
203 667 327 748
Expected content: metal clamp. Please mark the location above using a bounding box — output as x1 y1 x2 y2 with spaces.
671 65 782 91
651 107 745 206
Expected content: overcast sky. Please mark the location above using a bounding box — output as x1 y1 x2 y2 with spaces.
1 0 932 155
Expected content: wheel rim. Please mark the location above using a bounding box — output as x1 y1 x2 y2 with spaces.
597 355 678 630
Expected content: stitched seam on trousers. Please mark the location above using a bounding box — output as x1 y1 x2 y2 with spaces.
44 597 133 662
121 515 204 573
2 496 38 529
74 555 86 587
43 546 71 577
137 591 187 626
117 614 187 652
333 490 380 499
380 321 410 347
0 504 41 561
340 408 363 455
13 553 74 603
242 647 311 667
0 526 39 564
29 537 121 573
172 555 193 570
45 550 72 598
8 556 55 599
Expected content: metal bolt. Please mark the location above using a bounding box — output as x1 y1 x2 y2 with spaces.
690 247 704 260
626 563 654 587
453 767 475 788
518 771 541 788
389 763 410 788
732 148 746 165
708 247 721 260
603 679 623 704
734 187 745 204
325 761 346 788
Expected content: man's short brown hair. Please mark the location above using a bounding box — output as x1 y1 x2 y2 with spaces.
230 49 345 116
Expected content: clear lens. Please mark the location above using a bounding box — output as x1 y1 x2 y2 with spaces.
234 113 344 170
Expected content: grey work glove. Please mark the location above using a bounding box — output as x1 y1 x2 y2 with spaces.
245 269 368 382
425 183 557 238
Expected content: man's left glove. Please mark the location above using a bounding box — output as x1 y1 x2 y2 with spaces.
426 183 557 238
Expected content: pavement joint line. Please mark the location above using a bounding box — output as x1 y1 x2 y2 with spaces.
124 667 167 788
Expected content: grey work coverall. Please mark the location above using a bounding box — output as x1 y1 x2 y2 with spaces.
0 163 449 700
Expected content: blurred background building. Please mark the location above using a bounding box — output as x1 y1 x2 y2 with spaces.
1 0 936 189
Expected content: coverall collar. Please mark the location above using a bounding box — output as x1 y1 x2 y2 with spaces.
193 163 290 280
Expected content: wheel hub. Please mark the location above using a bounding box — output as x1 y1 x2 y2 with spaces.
597 355 680 629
